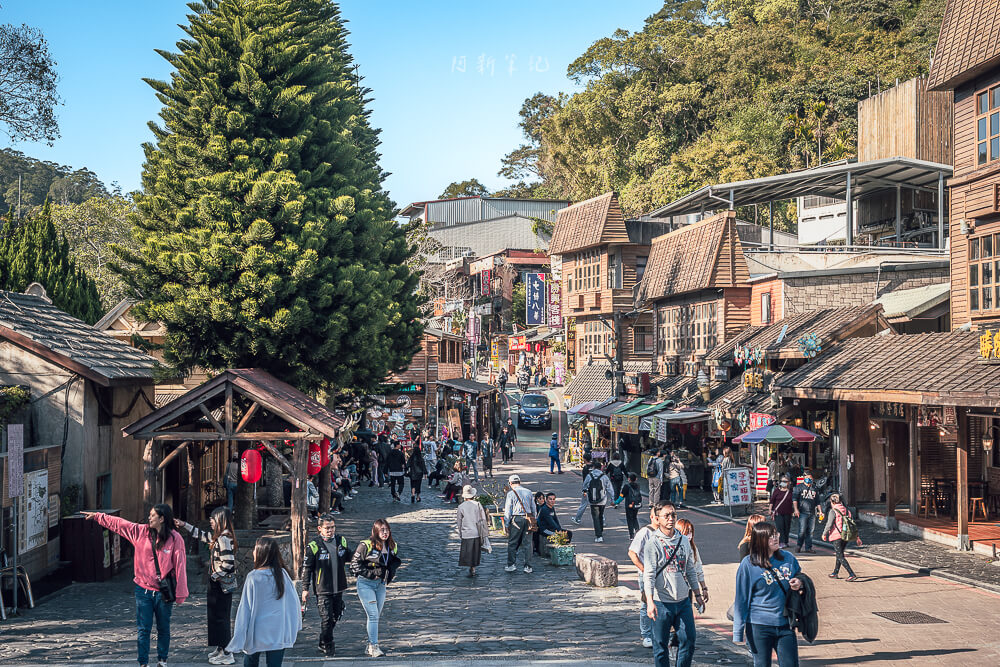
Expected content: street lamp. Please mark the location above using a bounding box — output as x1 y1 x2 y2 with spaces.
983 424 999 453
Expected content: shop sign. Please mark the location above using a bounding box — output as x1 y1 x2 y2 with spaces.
723 467 753 506
18 469 49 553
590 414 611 426
942 406 957 426
714 366 729 382
656 416 669 442
917 406 942 427
548 279 562 328
979 331 1000 361
480 269 493 297
623 373 651 395
871 401 907 422
566 318 577 371
611 413 640 433
393 384 424 393
508 336 528 351
474 302 492 316
742 369 768 393
526 273 547 326
748 412 776 430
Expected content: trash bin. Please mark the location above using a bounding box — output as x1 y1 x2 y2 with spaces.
60 509 126 582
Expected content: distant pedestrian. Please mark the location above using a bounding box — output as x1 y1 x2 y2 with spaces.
224 454 240 510
175 507 238 665
766 453 779 494
375 437 391 488
607 457 626 502
792 473 820 553
387 441 406 501
668 453 687 507
647 450 665 507
532 491 546 556
498 426 512 464
627 504 660 649
405 447 426 503
548 432 562 474
463 436 480 482
708 449 723 503
621 472 643 539
822 492 861 582
351 519 402 658
481 434 495 478
502 474 536 573
643 502 703 667
573 454 595 524
498 368 508 394
227 536 301 667
732 522 806 667
84 504 188 667
456 485 491 577
769 475 794 548
505 417 518 460
583 461 615 542
301 515 351 657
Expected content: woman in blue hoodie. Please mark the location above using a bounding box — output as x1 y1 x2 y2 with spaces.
732 522 805 667
548 433 562 474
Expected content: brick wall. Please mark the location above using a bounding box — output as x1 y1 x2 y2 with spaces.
783 267 949 314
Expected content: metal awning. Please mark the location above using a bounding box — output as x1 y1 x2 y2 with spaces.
648 157 952 218
620 400 671 417
611 397 647 415
656 410 712 424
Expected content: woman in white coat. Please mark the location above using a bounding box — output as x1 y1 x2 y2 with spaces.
227 537 301 667
456 485 491 577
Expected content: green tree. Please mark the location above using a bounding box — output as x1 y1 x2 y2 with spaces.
0 23 60 143
439 178 489 199
511 281 526 328
51 195 137 308
115 0 422 394
0 203 103 323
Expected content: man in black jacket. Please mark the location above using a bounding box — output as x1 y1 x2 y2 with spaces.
387 441 406 501
538 492 572 544
375 436 391 487
301 515 353 656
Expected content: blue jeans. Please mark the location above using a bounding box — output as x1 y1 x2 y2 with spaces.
224 478 237 510
466 458 479 482
670 479 683 506
651 598 695 667
243 649 284 667
797 513 815 550
134 584 172 665
357 576 387 646
747 622 798 667
550 456 562 473
639 599 652 640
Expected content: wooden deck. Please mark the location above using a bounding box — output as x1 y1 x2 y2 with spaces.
892 511 1000 555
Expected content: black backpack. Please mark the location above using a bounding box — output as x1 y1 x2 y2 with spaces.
646 457 660 478
587 472 605 504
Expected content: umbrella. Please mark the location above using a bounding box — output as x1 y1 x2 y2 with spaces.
732 424 820 444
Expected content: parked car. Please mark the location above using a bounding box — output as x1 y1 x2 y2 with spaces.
517 393 552 429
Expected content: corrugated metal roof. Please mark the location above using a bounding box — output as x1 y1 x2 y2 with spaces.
0 290 156 383
436 377 497 395
873 282 950 320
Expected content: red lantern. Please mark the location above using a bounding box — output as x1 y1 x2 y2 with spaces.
241 449 262 483
308 442 322 476
320 437 330 468
689 422 702 436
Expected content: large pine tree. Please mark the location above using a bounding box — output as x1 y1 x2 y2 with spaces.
0 203 103 324
118 0 422 393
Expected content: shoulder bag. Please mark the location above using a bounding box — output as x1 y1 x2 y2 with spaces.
150 533 177 604
512 489 538 532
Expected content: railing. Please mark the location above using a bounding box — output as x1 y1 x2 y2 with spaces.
744 244 947 256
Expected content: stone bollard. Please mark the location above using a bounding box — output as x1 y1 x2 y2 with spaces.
574 552 618 587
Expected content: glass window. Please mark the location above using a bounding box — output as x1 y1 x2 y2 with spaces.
977 85 1000 167
980 92 989 114
971 264 979 287
984 261 993 285
985 235 994 258
994 86 1000 110
993 137 1000 161
971 238 980 260
971 288 979 310
992 112 1000 136
985 288 994 311
981 117 989 140
982 143 990 165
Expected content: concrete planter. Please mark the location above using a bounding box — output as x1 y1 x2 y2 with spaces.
550 544 575 566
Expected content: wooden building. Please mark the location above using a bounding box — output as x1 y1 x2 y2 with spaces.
928 0 1000 328
0 288 156 580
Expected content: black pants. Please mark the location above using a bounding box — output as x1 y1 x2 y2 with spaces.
483 457 493 477
832 539 856 577
774 513 792 545
428 471 446 487
590 504 606 538
315 592 344 652
626 506 640 539
390 475 405 496
206 580 233 648
410 477 422 495
331 490 344 511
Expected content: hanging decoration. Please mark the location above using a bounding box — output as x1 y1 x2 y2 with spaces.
320 437 331 468
734 344 764 367
241 449 262 483
796 333 822 359
307 442 322 476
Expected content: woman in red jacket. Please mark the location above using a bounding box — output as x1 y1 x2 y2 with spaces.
83 504 188 667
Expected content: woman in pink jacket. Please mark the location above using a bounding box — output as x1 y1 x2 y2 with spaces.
84 504 188 667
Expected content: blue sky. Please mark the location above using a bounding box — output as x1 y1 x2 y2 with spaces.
1 1 656 207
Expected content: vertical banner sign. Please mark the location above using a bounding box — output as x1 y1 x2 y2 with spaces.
724 467 753 506
8 423 24 498
548 279 562 327
480 269 492 297
467 313 480 344
525 273 546 326
566 317 576 371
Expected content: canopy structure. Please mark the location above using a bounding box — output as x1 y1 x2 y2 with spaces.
733 424 820 444
648 157 952 248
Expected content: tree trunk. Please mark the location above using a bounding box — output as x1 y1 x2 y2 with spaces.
235 441 254 529
318 463 331 514
186 444 203 523
291 438 309 579
265 456 283 507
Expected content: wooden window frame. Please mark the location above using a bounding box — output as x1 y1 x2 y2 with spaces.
633 324 654 354
968 232 1000 313
976 84 1000 167
761 292 772 325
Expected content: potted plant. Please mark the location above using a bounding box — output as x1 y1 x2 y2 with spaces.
547 531 575 566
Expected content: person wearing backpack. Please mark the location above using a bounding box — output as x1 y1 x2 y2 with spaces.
647 450 665 507
621 472 643 539
821 492 861 581
583 461 616 542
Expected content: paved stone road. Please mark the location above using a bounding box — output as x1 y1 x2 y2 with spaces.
0 388 747 666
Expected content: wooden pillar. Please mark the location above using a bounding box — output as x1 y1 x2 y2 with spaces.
957 408 970 550
838 403 851 504
318 438 331 514
291 437 309 579
143 439 161 514
884 432 896 522
908 406 920 514
186 443 203 523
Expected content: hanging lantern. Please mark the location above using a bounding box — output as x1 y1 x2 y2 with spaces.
308 442 322 476
689 422 703 436
241 449 262 483
320 437 330 468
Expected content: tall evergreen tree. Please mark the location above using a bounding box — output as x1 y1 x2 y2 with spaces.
116 0 422 393
0 203 103 323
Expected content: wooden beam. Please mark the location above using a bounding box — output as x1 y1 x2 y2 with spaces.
198 403 226 434
225 383 234 435
124 382 227 437
957 408 970 550
258 440 293 473
142 439 160 515
290 438 309 579
136 431 316 441
235 402 260 434
908 406 920 514
158 441 192 471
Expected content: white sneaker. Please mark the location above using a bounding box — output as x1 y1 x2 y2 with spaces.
523 565 533 573
595 537 604 543
572 518 582 525
642 637 653 648
504 564 517 572
367 643 385 657
209 653 235 665
157 662 168 667
208 648 222 660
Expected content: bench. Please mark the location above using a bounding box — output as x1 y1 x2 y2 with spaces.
574 552 618 587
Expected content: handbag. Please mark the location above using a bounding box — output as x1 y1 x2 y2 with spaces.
217 571 239 594
477 505 493 553
512 488 538 532
150 533 177 604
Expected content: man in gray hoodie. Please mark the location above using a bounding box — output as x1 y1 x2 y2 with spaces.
642 502 703 667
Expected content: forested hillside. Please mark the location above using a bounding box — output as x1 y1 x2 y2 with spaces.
501 0 946 218
0 148 108 212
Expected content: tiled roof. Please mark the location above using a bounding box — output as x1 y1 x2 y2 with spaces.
678 375 778 415
773 332 1000 405
708 305 884 363
636 211 748 304
564 360 653 407
927 0 1000 91
548 192 628 255
705 325 763 362
873 282 950 320
0 290 156 384
651 374 700 401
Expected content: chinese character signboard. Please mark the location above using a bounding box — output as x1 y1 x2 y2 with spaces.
724 467 753 506
748 413 776 430
871 402 907 421
566 318 576 371
525 273 546 326
480 269 492 297
979 330 1000 361
467 313 480 344
8 423 24 498
547 279 561 327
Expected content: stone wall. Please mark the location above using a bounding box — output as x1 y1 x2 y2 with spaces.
783 266 949 314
